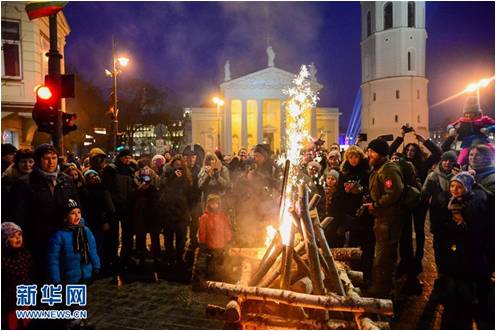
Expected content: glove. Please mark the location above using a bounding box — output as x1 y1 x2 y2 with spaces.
448 127 456 137
480 127 489 135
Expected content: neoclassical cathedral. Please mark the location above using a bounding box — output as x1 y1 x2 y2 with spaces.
185 49 340 155
360 1 429 138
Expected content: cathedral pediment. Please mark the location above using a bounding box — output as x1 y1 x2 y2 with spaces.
220 67 323 90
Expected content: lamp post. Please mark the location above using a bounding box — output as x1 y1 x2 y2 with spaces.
212 96 224 150
105 36 129 154
464 77 494 104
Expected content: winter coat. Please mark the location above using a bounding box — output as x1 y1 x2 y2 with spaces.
422 164 455 233
80 183 116 231
198 165 231 204
1 248 32 310
369 159 404 218
198 210 232 250
432 189 491 278
1 164 27 222
390 137 442 184
10 168 79 251
160 169 191 224
132 172 161 234
474 166 495 194
188 164 203 209
330 158 372 230
47 221 100 284
102 160 136 212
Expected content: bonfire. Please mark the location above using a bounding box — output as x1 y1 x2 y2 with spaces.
204 66 392 330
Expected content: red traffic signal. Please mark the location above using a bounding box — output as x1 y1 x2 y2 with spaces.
36 85 52 100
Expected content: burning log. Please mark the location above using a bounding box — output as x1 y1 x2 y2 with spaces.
331 248 363 261
311 212 346 296
248 244 283 286
299 186 325 295
239 260 253 286
206 281 394 316
205 304 226 320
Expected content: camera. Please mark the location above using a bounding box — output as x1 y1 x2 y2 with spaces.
401 124 415 134
140 175 151 183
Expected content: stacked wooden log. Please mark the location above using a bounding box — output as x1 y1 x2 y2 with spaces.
205 185 392 329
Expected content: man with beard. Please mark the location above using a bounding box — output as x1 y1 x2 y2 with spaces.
364 138 404 298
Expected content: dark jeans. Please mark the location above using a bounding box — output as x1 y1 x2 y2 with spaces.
399 205 427 277
187 203 202 251
117 210 133 260
164 222 187 264
349 225 375 283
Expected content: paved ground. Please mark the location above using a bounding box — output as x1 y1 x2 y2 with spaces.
86 220 442 329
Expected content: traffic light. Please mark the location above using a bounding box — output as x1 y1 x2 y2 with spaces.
62 112 77 135
32 84 58 133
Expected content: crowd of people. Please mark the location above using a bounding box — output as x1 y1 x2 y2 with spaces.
1 97 494 329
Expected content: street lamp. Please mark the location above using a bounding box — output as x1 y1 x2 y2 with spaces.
464 76 494 104
212 96 224 150
105 36 130 154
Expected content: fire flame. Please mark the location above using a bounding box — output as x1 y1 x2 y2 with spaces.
278 65 319 246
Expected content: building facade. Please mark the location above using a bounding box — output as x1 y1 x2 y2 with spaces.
360 1 429 139
1 2 70 149
188 48 340 155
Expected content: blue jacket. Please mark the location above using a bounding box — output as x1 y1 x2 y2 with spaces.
47 220 100 284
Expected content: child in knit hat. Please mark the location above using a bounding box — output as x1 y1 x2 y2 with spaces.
1 222 32 330
448 172 475 226
47 199 100 285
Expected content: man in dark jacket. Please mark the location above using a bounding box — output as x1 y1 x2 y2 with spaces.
364 139 404 298
10 144 79 282
183 146 203 253
1 143 17 173
102 149 136 269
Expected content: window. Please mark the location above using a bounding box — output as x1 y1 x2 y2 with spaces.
2 20 21 78
367 11 372 36
417 115 421 123
40 35 49 79
384 2 393 30
408 2 415 28
395 115 398 123
408 52 412 71
396 90 400 99
417 90 420 99
373 92 376 101
372 118 375 125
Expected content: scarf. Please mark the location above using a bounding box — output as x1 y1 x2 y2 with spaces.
64 223 90 264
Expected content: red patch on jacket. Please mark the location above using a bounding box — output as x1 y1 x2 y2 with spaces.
384 179 393 189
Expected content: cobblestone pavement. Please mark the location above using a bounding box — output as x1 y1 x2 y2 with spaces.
390 218 443 329
86 220 442 330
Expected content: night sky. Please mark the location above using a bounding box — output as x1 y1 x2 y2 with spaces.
63 1 495 132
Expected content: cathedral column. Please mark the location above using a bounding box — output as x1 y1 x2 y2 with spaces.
224 99 232 154
257 99 263 144
311 107 317 137
241 99 248 148
280 100 286 151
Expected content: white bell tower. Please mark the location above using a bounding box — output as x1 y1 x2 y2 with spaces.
360 1 429 139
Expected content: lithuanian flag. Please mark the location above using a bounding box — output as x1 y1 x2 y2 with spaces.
25 1 68 20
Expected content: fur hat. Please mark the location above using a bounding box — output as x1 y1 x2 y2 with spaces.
441 150 457 163
450 172 474 193
463 95 482 116
2 222 22 247
34 143 58 165
2 143 17 157
367 138 389 157
89 147 106 159
307 161 322 172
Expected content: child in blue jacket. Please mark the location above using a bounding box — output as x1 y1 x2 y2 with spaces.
48 199 100 284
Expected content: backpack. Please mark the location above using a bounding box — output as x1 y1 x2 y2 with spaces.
397 159 421 209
